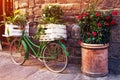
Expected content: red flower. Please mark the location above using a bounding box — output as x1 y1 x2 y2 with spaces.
83 12 88 17
97 22 102 27
106 16 110 20
110 20 116 25
77 15 82 20
78 40 82 45
105 22 109 26
112 11 118 16
96 12 101 17
92 31 97 37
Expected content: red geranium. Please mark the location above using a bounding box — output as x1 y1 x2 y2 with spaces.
77 15 82 20
105 22 109 26
106 16 110 20
110 20 116 25
96 12 101 17
92 32 97 37
97 22 102 27
112 11 118 16
83 12 88 17
77 10 117 44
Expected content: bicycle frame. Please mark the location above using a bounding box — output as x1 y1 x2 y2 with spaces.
19 31 44 59
10 22 69 72
19 31 69 60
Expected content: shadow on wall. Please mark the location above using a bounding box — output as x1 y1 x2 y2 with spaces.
108 15 120 75
109 57 120 75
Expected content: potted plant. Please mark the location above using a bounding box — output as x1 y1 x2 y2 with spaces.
35 5 67 41
77 0 117 77
3 9 27 36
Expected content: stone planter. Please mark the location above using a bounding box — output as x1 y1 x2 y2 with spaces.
81 43 109 77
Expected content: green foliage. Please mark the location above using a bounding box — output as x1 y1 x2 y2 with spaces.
4 9 27 27
33 24 45 40
34 5 64 40
41 5 63 24
77 0 117 44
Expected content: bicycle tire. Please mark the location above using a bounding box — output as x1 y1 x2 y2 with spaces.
43 42 68 73
10 38 26 65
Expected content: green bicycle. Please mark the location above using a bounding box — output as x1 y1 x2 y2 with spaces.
10 22 69 73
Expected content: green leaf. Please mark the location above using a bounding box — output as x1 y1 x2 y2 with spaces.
85 38 92 43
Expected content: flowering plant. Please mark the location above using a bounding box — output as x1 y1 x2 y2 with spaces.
41 5 63 24
5 9 27 27
77 0 117 44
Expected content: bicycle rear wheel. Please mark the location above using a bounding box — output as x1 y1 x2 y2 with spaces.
10 38 26 65
43 42 68 73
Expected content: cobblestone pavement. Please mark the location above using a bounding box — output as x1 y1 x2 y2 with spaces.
0 51 120 80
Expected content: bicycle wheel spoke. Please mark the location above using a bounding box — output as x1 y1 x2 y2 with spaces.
10 38 26 65
43 42 68 73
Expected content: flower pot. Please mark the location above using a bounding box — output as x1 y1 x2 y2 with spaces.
81 43 109 77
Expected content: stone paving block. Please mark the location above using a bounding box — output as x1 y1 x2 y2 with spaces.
26 70 58 80
3 65 38 80
64 64 81 74
0 51 120 80
80 75 108 80
54 74 77 80
74 74 82 80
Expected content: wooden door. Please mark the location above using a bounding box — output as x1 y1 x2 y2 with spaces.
0 0 13 41
0 0 3 39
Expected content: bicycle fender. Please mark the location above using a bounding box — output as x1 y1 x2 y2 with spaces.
60 43 69 57
22 40 28 53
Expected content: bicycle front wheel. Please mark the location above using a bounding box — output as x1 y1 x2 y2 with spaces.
10 38 26 65
43 42 68 73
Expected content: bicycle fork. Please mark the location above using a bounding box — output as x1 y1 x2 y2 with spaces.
58 41 69 57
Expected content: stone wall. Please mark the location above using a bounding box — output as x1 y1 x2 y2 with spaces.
13 0 120 63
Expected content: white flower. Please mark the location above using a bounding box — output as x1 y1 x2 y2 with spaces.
49 6 51 9
43 14 46 17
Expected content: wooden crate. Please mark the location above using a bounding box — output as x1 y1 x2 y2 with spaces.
39 24 67 41
3 23 23 37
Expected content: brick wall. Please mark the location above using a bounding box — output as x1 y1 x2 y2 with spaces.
13 0 120 63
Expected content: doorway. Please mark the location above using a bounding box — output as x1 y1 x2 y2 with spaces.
0 0 13 48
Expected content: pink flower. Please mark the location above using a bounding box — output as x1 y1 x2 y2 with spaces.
97 22 102 27
96 12 101 17
92 31 97 37
110 20 116 25
77 15 82 20
106 16 110 20
112 11 118 16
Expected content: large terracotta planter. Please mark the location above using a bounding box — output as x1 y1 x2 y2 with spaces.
81 43 109 77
